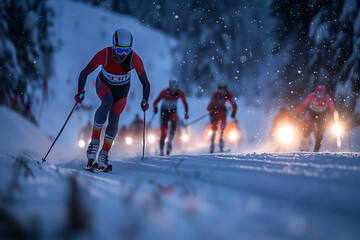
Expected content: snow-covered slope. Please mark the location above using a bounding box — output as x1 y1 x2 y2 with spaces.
1 141 360 240
0 106 69 159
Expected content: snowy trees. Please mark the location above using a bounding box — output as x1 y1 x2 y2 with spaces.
0 0 54 123
126 0 269 98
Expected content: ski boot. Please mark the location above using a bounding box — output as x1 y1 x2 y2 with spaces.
219 138 224 152
299 136 311 152
166 142 172 155
98 150 112 172
86 139 100 169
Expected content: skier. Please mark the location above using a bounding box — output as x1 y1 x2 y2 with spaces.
295 85 336 152
207 80 237 153
153 78 189 155
130 113 144 132
74 28 150 171
129 113 144 140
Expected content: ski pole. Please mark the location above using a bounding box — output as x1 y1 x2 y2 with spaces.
185 113 208 127
42 102 78 163
142 111 146 161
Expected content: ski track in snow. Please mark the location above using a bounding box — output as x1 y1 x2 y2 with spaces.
1 150 360 239
53 152 360 239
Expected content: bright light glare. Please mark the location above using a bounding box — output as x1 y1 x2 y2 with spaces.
182 134 189 142
208 130 213 137
332 123 342 136
229 130 238 140
277 126 294 143
148 135 155 143
78 140 85 148
125 137 133 145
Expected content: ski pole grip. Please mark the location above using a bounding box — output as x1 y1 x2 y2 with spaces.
75 89 85 103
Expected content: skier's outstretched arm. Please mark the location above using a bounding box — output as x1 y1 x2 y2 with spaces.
227 91 237 118
295 93 314 116
207 94 215 113
132 52 150 102
77 49 106 91
153 90 166 114
138 72 150 101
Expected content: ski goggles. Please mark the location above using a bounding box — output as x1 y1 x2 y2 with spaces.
114 46 132 55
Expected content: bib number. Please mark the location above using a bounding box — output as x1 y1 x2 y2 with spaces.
107 74 128 83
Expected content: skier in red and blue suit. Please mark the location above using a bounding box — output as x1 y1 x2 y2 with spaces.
153 78 189 155
74 28 150 171
295 85 336 152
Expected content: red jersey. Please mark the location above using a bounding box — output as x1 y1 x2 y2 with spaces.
153 88 188 113
78 47 150 100
296 92 335 117
207 90 237 115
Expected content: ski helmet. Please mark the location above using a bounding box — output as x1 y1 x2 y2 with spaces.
112 29 133 48
218 80 227 90
315 85 326 95
169 78 179 90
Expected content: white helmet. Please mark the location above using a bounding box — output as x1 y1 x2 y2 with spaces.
169 78 179 90
112 29 133 47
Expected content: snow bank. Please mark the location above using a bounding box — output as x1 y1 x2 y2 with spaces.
0 106 76 162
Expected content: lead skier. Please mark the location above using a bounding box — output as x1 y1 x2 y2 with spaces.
74 28 150 171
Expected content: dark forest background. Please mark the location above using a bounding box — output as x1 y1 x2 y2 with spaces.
1 0 359 128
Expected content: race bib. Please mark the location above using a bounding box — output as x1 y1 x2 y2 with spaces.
309 102 327 112
101 67 131 85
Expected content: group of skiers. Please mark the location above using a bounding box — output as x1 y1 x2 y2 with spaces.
75 28 338 171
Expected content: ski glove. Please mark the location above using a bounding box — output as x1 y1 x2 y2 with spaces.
154 106 158 114
141 99 149 111
75 89 85 103
185 113 189 119
231 111 236 118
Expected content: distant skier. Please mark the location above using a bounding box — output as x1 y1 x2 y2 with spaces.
75 28 150 171
78 121 92 145
153 78 189 155
207 80 237 153
295 85 336 152
130 113 144 132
